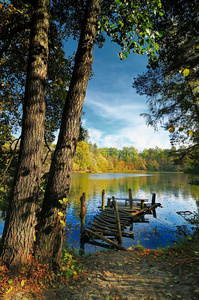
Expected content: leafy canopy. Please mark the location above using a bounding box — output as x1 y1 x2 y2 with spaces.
133 0 199 179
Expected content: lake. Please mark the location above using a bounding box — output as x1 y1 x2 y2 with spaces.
66 172 199 253
0 172 198 254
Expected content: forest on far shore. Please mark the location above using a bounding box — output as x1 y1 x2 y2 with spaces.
60 141 180 173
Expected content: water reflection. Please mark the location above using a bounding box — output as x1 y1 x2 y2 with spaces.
66 173 199 253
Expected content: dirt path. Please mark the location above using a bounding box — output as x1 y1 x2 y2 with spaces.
2 249 199 300
55 250 199 300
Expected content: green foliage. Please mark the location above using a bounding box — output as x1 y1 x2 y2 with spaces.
99 0 163 63
73 141 90 171
133 0 199 177
172 230 199 254
1 0 164 143
59 198 68 205
0 1 73 143
61 249 83 279
73 141 179 173
135 244 145 251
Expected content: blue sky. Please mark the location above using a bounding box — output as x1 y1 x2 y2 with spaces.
64 38 171 151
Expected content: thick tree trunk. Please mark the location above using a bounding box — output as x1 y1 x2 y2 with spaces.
0 0 49 267
35 0 102 269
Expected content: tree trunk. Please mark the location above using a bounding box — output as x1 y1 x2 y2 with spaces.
35 0 101 270
0 0 49 267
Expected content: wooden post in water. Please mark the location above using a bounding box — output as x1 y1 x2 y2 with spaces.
107 198 111 207
102 189 105 211
80 193 86 238
152 192 156 205
141 199 145 209
129 188 133 209
112 196 122 244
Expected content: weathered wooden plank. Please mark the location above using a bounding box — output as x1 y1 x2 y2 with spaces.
87 240 115 249
130 203 161 219
94 215 126 229
112 197 122 243
105 207 138 216
128 188 133 209
93 216 119 229
102 189 105 210
80 193 86 237
100 211 132 222
89 222 116 232
90 226 134 239
85 228 128 251
107 197 148 202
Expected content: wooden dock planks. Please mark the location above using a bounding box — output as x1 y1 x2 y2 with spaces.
80 191 161 251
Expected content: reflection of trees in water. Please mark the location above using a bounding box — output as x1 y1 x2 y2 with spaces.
141 173 199 200
175 225 194 238
68 173 199 219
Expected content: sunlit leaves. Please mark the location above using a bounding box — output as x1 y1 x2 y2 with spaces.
0 1 73 143
7 279 13 284
132 0 199 178
6 285 13 294
60 220 66 227
188 130 194 136
21 279 25 287
99 0 163 62
183 68 190 77
59 198 68 205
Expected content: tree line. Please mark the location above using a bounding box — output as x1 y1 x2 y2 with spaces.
73 141 180 172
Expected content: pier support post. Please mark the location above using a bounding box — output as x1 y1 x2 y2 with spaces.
152 193 156 205
80 193 86 237
112 197 122 244
129 188 133 209
141 199 145 209
102 189 105 211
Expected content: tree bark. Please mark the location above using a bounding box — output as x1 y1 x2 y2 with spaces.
35 0 102 270
0 0 49 267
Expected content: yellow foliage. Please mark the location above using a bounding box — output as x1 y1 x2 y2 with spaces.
183 68 190 77
169 127 175 133
188 130 194 136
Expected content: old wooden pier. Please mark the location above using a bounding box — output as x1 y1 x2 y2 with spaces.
80 189 161 251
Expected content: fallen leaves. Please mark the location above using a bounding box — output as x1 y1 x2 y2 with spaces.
6 285 13 294
21 280 25 287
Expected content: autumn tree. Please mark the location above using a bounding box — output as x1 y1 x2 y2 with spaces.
0 0 50 266
0 1 73 143
0 0 76 217
133 0 199 178
73 141 90 171
35 0 102 269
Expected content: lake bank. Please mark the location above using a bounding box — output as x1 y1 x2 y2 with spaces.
1 233 199 300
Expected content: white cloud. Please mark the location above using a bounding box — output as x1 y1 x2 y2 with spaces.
85 92 146 125
87 128 104 145
119 125 171 150
83 89 171 150
86 123 171 150
81 40 171 150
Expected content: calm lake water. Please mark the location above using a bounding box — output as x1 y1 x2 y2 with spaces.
0 173 198 254
66 172 199 253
